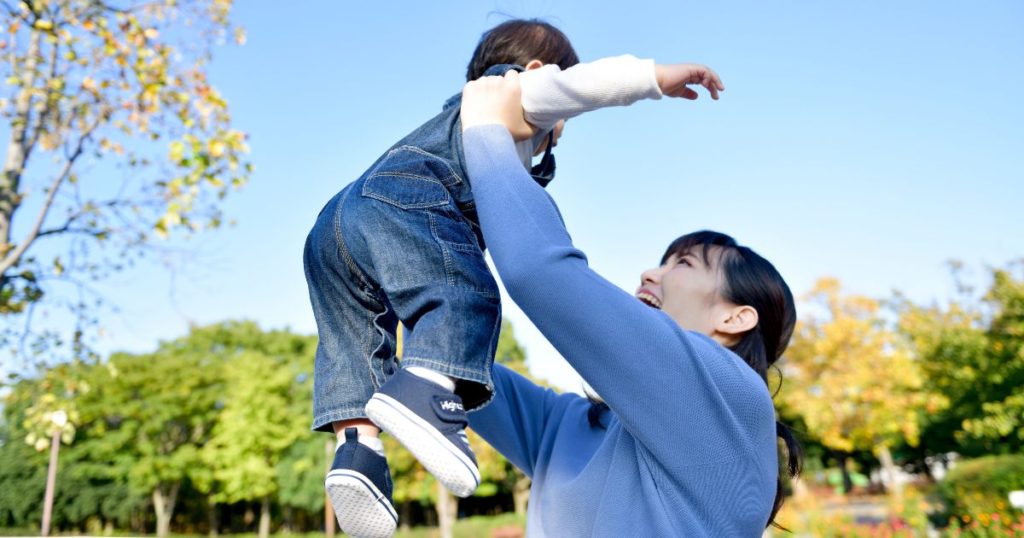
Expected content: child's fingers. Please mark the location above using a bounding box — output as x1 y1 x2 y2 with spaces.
702 73 720 100
681 87 699 100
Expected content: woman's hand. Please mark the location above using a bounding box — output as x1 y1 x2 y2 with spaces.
655 63 725 100
461 71 536 142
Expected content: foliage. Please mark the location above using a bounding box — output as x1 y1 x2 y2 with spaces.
0 319 540 533
0 0 251 366
779 278 940 458
896 263 1024 457
0 420 46 524
938 455 1024 520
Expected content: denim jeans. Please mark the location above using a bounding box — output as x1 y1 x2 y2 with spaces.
304 63 557 433
304 146 503 432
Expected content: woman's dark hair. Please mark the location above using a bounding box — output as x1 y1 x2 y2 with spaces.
587 230 802 530
466 19 579 81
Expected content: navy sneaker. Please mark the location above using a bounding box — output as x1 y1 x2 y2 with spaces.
324 428 398 538
365 369 480 497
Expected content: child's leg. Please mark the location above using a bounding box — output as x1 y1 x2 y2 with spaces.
355 147 503 408
304 188 400 432
349 147 504 497
304 187 399 538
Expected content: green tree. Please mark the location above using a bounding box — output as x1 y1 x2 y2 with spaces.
0 376 48 528
202 350 308 538
275 435 327 531
897 262 1024 457
0 359 142 532
0 0 251 364
71 327 224 537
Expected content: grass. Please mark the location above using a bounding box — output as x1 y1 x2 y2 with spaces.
0 513 527 538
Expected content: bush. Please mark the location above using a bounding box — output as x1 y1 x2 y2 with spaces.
939 454 1024 519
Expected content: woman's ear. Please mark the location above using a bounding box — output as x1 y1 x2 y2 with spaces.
524 59 544 71
716 305 759 336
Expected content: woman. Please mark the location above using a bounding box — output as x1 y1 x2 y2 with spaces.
459 70 802 537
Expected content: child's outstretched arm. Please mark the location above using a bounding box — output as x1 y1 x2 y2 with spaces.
519 55 724 132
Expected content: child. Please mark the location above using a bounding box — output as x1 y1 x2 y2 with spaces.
303 19 723 538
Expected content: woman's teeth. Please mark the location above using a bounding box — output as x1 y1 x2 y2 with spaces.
636 291 662 309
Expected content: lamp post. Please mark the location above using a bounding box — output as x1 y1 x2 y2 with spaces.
40 410 67 537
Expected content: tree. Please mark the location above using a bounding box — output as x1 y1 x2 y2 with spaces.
897 262 1024 457
0 375 49 528
780 278 940 497
0 0 250 364
71 326 224 538
1 321 328 534
0 358 145 533
201 349 310 538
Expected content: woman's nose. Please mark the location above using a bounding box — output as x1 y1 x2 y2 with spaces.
641 267 661 286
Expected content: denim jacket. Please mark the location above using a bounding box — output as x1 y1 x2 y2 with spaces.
364 64 556 246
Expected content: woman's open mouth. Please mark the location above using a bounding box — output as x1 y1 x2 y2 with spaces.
636 290 662 309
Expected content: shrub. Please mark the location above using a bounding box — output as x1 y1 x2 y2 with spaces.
939 454 1024 519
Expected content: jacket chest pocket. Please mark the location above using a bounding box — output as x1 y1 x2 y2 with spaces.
362 146 461 209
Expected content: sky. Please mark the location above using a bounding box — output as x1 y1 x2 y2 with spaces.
7 1 1022 391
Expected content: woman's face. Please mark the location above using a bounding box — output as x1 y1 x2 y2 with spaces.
636 247 737 337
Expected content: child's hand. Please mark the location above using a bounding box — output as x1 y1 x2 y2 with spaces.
461 71 536 141
655 64 725 100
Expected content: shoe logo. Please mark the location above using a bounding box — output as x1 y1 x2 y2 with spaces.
440 400 464 413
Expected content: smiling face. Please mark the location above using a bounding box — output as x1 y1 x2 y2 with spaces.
636 246 758 345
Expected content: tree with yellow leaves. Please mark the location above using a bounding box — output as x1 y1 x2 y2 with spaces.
780 278 940 498
0 0 250 364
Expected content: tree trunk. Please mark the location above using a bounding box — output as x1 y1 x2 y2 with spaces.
282 505 293 534
0 28 41 253
436 483 457 538
400 502 412 531
153 483 180 538
207 500 219 537
837 453 854 494
878 444 903 503
258 496 271 538
513 473 531 516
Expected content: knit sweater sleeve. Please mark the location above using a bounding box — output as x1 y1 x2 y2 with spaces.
464 125 774 469
467 363 571 477
519 54 663 132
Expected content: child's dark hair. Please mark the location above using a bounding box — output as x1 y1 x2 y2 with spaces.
587 230 803 530
466 19 579 81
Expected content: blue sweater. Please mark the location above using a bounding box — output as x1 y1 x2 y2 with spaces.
464 126 779 537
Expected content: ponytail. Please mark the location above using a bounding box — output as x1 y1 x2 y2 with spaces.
771 420 803 530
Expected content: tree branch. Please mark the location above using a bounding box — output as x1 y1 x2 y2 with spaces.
36 226 105 239
0 120 100 275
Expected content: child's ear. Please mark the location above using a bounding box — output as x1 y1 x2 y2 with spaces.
524 59 544 71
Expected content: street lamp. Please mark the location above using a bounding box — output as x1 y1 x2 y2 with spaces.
40 410 68 537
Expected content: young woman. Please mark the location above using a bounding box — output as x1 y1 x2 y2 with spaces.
459 70 801 537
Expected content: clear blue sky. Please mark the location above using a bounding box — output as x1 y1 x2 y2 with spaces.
34 1 1023 390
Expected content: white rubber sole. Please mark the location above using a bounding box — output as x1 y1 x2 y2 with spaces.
365 393 480 497
325 469 397 538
